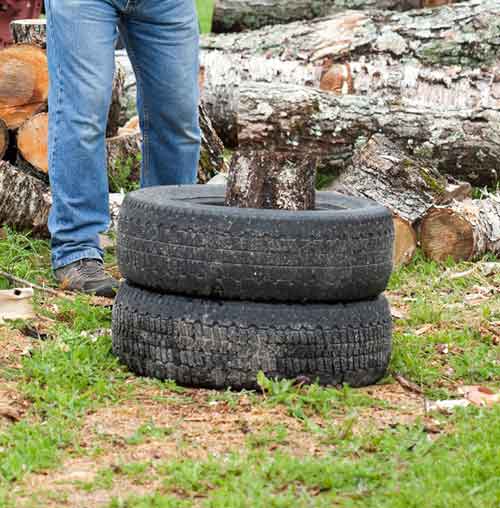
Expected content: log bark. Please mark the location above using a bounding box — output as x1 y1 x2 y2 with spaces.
201 0 500 157
107 63 126 138
327 134 471 266
0 118 8 160
199 103 228 183
225 149 317 210
17 112 48 175
0 161 51 236
10 19 47 49
421 196 500 261
236 82 500 187
211 0 456 33
0 45 48 129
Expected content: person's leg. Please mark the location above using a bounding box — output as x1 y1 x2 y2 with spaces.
45 0 118 269
119 0 201 187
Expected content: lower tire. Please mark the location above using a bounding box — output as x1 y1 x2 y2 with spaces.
112 281 392 390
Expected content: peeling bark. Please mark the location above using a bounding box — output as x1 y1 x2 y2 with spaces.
421 195 500 261
0 119 8 160
237 82 500 186
212 0 457 33
225 149 317 210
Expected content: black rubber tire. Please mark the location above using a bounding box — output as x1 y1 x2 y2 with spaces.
117 185 393 303
112 281 392 390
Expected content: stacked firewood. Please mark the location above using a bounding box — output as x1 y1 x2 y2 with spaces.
202 0 500 265
0 19 227 236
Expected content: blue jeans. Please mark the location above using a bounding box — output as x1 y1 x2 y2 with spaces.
45 0 201 269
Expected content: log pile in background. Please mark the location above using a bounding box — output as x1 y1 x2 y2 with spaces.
200 0 500 187
0 19 228 236
211 0 456 32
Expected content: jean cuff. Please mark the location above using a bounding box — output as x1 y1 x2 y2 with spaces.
52 248 103 271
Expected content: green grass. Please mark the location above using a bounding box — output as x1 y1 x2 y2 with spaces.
196 0 215 33
0 224 499 506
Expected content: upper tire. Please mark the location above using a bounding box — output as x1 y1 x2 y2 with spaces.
117 185 394 303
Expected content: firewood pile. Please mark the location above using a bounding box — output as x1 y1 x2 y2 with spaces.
1 1 499 264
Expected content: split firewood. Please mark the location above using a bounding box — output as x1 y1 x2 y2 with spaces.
10 19 47 48
327 134 472 266
16 112 48 180
0 44 48 129
225 149 317 210
421 196 500 262
106 131 142 191
0 119 8 160
201 0 500 180
211 0 456 32
236 82 499 188
107 64 126 138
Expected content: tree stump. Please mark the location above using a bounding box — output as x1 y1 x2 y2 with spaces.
421 197 500 262
0 45 48 129
10 19 47 49
225 150 317 210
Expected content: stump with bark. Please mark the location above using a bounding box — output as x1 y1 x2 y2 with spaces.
421 197 500 262
0 119 8 160
225 149 317 210
10 19 47 48
327 134 471 266
212 0 456 32
0 44 48 130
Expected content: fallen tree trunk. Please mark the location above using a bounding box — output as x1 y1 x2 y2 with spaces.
10 19 47 48
201 0 500 158
328 134 471 266
0 44 48 129
0 119 8 160
236 82 500 187
0 161 51 236
211 0 456 32
421 196 500 261
225 149 317 210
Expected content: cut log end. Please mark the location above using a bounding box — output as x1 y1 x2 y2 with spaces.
393 216 417 267
17 112 48 174
421 208 474 262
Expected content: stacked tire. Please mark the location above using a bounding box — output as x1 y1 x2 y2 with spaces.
112 185 394 390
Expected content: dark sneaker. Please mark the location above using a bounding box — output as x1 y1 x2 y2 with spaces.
54 259 119 298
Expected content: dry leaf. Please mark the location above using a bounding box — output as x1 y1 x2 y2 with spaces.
435 343 449 354
415 324 434 336
457 386 500 407
425 399 471 414
0 288 35 323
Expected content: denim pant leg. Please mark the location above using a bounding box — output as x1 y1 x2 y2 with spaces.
46 0 118 269
120 0 201 187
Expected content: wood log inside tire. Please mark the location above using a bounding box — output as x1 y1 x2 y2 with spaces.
225 149 317 210
327 134 472 266
10 19 47 48
236 82 500 187
211 0 456 32
0 119 8 160
0 45 48 129
201 0 499 164
420 197 500 262
0 161 51 236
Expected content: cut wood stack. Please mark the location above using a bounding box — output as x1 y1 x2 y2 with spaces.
0 19 228 236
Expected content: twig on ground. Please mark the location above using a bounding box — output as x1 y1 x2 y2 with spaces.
393 373 424 395
0 269 62 297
